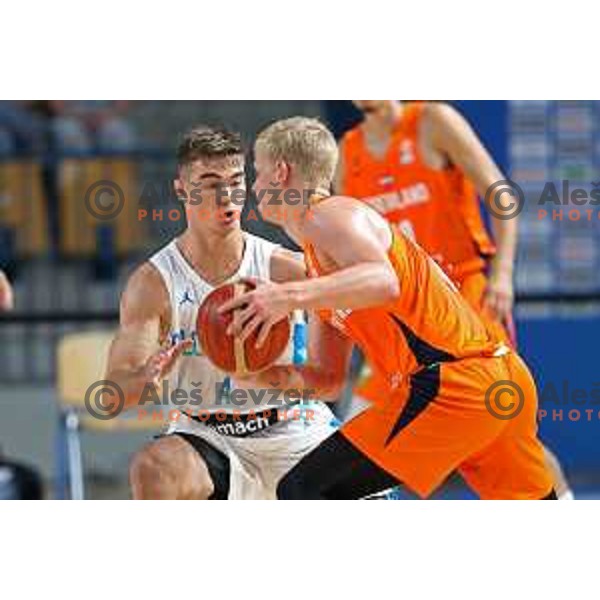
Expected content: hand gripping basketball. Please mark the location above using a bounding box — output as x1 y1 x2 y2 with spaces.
197 279 291 375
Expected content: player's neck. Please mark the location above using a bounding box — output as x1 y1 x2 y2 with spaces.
284 187 331 245
177 228 245 285
364 102 403 135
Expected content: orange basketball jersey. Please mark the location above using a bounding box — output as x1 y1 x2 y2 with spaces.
304 228 503 391
339 102 495 280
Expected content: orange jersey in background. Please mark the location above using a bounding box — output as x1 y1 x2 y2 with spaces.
341 102 513 408
339 102 495 282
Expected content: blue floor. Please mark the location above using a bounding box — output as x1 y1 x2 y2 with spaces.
374 477 600 499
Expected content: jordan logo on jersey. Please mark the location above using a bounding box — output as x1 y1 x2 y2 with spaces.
179 290 195 306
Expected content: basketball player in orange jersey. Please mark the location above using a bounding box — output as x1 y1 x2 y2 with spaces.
0 269 14 311
220 117 556 499
337 100 571 499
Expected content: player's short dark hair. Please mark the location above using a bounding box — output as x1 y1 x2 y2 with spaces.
176 125 243 171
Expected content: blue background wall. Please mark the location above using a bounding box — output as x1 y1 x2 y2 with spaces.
459 101 598 478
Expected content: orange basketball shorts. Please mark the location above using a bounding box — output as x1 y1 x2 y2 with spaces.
341 351 554 499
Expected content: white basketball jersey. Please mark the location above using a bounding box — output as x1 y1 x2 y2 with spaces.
149 232 285 413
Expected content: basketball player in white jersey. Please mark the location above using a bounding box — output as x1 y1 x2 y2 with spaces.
105 126 336 499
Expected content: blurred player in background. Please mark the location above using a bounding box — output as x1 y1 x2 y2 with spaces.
336 100 572 499
337 101 512 339
222 116 557 500
0 269 14 311
105 126 335 499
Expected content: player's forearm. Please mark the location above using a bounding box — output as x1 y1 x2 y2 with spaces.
489 212 518 276
427 102 518 275
105 363 152 412
281 262 399 312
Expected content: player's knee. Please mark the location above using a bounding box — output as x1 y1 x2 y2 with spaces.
129 445 172 498
129 440 213 500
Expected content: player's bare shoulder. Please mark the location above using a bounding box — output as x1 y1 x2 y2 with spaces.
419 102 458 167
120 261 170 328
422 100 458 121
306 195 390 244
307 194 363 223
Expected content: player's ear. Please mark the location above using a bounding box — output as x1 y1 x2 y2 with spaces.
173 178 187 203
274 160 290 186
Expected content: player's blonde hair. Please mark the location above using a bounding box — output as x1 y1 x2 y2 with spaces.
256 117 338 189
